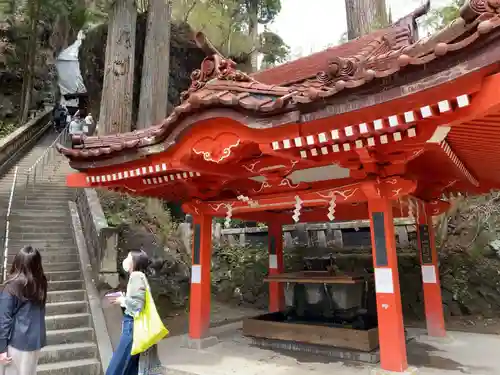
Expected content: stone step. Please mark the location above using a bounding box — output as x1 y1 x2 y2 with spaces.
8 213 71 220
45 313 90 331
44 267 82 281
48 280 85 291
46 327 94 346
9 232 74 240
37 358 101 375
47 289 85 303
18 188 72 195
43 262 81 272
14 190 72 196
38 247 78 253
7 192 70 198
9 216 71 223
7 245 78 252
39 342 98 365
8 253 78 264
10 210 70 218
13 194 74 201
46 301 88 315
46 270 82 281
7 244 76 250
12 203 72 212
9 225 73 233
9 240 75 248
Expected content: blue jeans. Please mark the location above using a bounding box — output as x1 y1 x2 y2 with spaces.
106 315 139 375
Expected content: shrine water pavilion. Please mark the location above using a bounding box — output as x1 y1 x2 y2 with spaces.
58 0 500 373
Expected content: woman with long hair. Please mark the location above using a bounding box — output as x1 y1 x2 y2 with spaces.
106 250 164 375
0 246 47 375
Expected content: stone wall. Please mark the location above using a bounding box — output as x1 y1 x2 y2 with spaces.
75 188 119 288
214 220 415 250
0 109 52 176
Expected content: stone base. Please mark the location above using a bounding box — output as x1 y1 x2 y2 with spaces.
370 367 419 375
100 273 119 289
251 337 380 363
183 336 219 350
418 333 454 344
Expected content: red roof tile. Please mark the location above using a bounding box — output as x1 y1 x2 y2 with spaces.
57 0 500 163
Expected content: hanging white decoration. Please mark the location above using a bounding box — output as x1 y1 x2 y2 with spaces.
327 195 337 221
292 195 303 223
224 204 233 228
237 194 259 208
408 197 416 220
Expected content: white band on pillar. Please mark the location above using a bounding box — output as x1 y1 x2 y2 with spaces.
374 268 394 294
421 265 437 284
191 265 202 284
269 254 278 269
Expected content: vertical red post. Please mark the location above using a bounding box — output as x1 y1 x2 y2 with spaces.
189 214 213 340
368 197 408 372
418 202 446 337
268 222 284 312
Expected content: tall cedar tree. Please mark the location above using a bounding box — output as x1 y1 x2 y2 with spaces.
98 0 137 135
344 0 389 40
136 0 171 129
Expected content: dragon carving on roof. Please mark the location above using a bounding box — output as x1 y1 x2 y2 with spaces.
181 32 255 102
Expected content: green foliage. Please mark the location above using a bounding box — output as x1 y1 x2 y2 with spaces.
240 0 281 25
214 217 245 228
99 190 177 244
211 244 270 302
423 0 465 33
0 120 16 138
260 29 289 68
171 0 288 70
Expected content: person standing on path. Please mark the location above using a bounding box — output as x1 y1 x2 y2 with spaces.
106 250 165 375
0 246 48 375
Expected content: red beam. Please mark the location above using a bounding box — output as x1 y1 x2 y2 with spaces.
189 177 416 216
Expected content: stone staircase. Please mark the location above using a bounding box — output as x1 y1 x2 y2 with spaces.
0 131 102 374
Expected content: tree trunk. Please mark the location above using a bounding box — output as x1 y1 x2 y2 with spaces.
98 0 137 135
137 0 171 129
345 0 388 40
249 3 259 72
19 0 41 124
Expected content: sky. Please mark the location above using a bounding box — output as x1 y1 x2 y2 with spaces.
269 0 452 56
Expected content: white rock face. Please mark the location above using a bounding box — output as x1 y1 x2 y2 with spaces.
490 239 500 257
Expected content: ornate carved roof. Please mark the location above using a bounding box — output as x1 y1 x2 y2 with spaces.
57 0 500 162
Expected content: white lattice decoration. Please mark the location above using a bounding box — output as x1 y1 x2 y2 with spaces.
292 196 303 223
408 197 416 221
327 195 337 221
237 194 259 208
224 205 233 228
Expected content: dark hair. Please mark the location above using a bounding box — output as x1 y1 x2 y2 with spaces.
130 250 150 273
4 246 47 305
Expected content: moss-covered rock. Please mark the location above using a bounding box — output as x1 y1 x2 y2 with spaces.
79 15 205 126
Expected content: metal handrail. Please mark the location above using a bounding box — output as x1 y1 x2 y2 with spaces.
23 126 70 203
1 121 68 280
2 166 18 281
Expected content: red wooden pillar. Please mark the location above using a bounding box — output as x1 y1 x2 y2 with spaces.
189 214 213 340
418 202 446 337
268 222 284 312
368 197 408 372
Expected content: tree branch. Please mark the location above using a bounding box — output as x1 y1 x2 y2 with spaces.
183 0 198 22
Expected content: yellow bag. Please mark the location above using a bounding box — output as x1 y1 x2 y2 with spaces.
131 274 169 355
